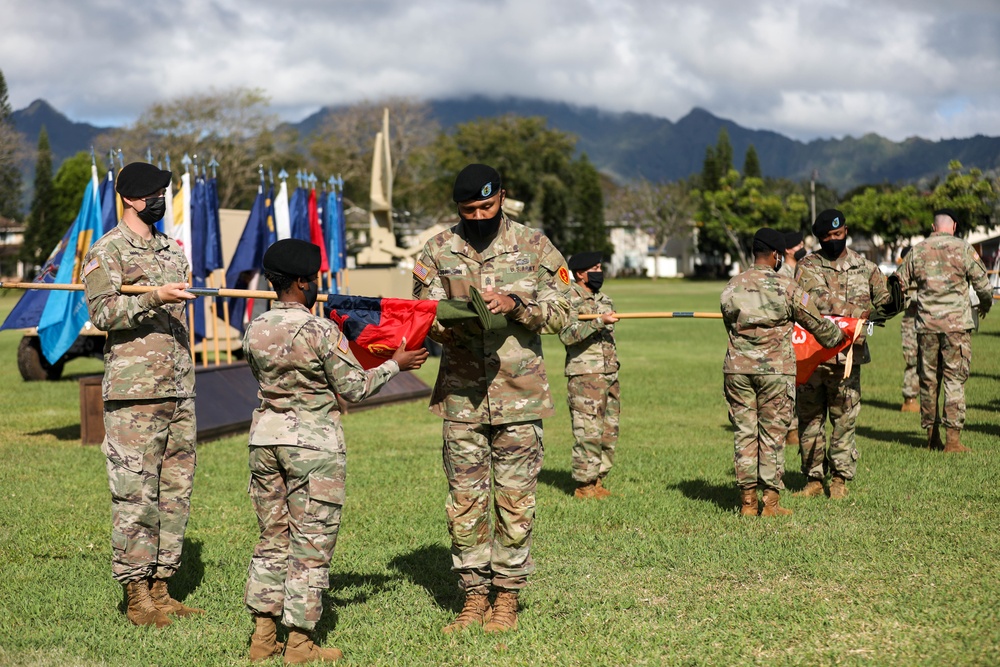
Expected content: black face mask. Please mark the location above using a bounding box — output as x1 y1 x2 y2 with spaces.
137 196 166 225
585 271 604 293
819 238 847 259
302 279 319 309
794 248 807 262
460 210 503 253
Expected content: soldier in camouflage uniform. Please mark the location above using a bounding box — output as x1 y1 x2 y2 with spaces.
83 162 201 628
794 209 894 499
898 246 920 412
412 164 572 635
558 251 620 500
721 229 844 517
779 231 807 445
243 239 427 663
895 209 992 453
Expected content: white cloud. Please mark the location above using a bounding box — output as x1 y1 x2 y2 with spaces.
2 0 1000 141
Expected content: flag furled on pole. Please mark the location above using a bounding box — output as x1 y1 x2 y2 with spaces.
792 316 863 385
225 184 271 331
324 295 438 369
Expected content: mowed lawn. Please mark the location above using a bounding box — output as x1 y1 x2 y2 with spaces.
0 279 997 667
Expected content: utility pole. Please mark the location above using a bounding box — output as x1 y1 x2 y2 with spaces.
810 169 818 224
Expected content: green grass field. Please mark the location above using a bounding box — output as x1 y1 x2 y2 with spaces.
0 280 997 666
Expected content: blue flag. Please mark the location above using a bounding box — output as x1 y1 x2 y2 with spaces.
205 177 224 272
0 226 73 331
98 169 118 233
189 177 208 340
289 187 310 241
225 186 271 332
36 170 104 363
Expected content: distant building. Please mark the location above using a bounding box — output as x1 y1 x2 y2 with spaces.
0 216 25 280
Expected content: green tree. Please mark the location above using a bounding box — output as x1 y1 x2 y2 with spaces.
20 128 58 273
927 160 998 235
50 152 94 238
565 154 610 256
700 145 720 191
608 178 695 277
0 68 24 219
715 127 733 175
843 185 929 255
743 144 762 179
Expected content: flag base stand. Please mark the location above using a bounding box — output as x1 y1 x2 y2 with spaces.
78 364 432 445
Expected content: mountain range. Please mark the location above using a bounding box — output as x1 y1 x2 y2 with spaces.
13 96 1000 194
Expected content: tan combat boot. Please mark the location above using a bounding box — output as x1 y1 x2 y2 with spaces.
829 475 848 499
483 590 518 633
574 481 598 499
249 615 284 662
594 478 612 499
149 578 205 617
786 429 799 446
760 489 793 517
739 487 758 516
125 579 171 628
283 629 342 664
927 425 944 450
793 480 825 497
943 429 971 453
900 397 919 413
441 593 491 634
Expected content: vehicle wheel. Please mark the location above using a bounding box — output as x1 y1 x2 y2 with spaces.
17 336 65 381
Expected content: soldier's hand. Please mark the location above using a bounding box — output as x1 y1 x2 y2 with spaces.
979 303 990 320
157 282 196 304
602 312 619 324
392 337 430 371
481 288 515 314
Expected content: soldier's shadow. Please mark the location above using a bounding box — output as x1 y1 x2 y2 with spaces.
856 425 925 449
313 571 398 641
669 479 738 512
538 468 577 496
387 544 462 613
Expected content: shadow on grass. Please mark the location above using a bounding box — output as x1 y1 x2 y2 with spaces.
28 424 80 441
857 425 925 449
388 544 462 613
669 479 737 512
116 538 205 615
864 398 908 413
964 421 1000 438
538 467 576 496
313 572 399 641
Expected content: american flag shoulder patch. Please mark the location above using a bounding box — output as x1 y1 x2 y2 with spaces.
337 333 350 354
413 260 431 282
83 258 100 276
800 292 810 307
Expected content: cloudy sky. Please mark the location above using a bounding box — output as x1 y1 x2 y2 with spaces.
3 0 1000 142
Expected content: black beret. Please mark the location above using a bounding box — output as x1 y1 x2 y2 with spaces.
453 163 502 203
752 228 785 254
783 231 803 248
900 245 911 259
116 162 172 198
567 251 603 273
262 239 321 278
813 209 846 237
933 208 959 220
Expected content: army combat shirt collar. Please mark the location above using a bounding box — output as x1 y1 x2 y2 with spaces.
117 220 173 253
452 215 520 261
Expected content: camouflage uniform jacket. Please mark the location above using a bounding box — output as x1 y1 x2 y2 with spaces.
412 215 572 424
795 247 892 365
243 301 398 452
558 282 619 377
895 232 992 333
83 221 194 401
721 265 844 375
777 259 796 279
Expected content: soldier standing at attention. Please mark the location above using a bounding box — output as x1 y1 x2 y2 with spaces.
721 229 844 517
559 252 621 498
779 230 806 447
558 251 620 500
83 162 201 628
413 163 572 635
794 209 894 500
898 246 921 413
894 209 992 452
242 239 427 663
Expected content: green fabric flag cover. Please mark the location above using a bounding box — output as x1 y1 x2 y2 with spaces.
433 286 507 331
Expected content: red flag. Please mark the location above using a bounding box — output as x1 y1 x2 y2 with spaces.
308 189 329 272
793 316 862 385
324 295 438 369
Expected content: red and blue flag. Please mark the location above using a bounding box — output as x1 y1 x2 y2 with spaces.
324 295 438 369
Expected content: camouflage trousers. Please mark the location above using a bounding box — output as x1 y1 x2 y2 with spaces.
901 307 919 399
103 398 196 584
796 363 861 481
244 445 345 631
567 373 620 483
917 331 972 430
442 419 543 594
724 373 793 491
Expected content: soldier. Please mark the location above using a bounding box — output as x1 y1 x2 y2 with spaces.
779 230 806 446
82 162 201 628
242 239 427 663
412 163 572 634
794 209 894 499
558 251 620 499
895 209 992 452
898 246 920 413
721 229 844 517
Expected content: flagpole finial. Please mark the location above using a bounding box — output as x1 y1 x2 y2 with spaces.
279 168 289 181
164 153 172 171
182 153 192 175
116 149 124 169
91 146 97 166
269 167 274 185
208 158 219 179
146 147 153 163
